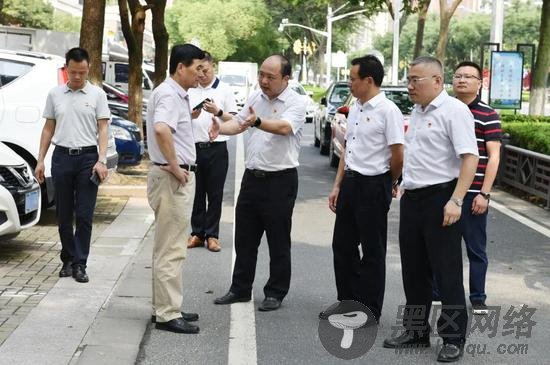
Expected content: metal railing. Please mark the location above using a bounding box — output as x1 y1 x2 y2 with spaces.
498 136 550 209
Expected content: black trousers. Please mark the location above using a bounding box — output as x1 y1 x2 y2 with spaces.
230 168 298 300
191 142 228 239
51 147 99 266
332 171 392 320
399 181 467 345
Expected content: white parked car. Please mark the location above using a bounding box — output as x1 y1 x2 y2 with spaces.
0 49 118 207
288 80 318 123
0 142 41 240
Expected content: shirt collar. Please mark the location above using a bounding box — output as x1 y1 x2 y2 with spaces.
166 77 188 100
467 95 482 108
414 89 448 112
198 77 219 90
63 80 90 94
260 84 292 102
355 91 385 108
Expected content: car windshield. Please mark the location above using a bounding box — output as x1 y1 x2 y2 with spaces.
220 74 246 86
290 84 306 95
329 84 350 105
384 90 414 115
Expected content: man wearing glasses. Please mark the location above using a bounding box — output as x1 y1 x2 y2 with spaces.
383 56 479 363
452 61 501 316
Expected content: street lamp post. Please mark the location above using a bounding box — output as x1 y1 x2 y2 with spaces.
279 2 368 87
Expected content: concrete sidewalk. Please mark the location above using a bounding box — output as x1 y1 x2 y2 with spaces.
0 186 547 365
0 198 154 365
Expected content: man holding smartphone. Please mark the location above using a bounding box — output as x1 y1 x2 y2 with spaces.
187 52 238 252
35 47 110 283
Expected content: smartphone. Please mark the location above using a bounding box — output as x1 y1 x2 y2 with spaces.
193 98 212 111
90 171 101 186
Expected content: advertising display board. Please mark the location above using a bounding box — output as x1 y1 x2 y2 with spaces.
489 51 524 109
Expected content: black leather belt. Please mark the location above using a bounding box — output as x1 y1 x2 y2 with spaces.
405 179 457 199
55 145 97 156
196 141 226 149
246 168 296 178
152 162 196 172
344 170 390 179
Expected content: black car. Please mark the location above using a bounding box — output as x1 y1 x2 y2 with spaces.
314 81 350 155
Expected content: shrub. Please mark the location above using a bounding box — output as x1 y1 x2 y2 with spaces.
501 122 550 155
500 114 550 123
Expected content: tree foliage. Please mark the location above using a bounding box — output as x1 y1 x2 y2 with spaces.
166 0 271 62
1 0 54 28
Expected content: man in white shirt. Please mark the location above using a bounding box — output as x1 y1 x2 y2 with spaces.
187 52 238 252
319 55 404 323
212 55 306 311
146 44 205 334
383 56 479 363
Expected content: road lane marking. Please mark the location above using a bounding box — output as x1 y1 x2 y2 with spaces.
490 201 550 238
228 133 258 365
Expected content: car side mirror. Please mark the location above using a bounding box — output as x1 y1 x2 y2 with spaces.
337 105 349 116
320 97 327 106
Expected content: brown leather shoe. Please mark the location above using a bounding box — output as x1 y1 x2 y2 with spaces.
187 235 204 249
206 237 221 252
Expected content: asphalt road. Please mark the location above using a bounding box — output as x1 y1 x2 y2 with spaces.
137 122 550 365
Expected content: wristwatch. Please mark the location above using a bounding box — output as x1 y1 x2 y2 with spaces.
98 158 107 165
450 197 463 207
479 191 491 200
253 117 262 128
216 109 223 117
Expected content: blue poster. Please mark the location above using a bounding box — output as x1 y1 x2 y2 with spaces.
489 52 523 109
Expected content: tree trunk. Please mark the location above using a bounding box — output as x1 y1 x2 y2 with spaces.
118 0 150 134
146 0 168 88
413 0 430 59
80 0 105 85
436 0 462 62
529 0 550 115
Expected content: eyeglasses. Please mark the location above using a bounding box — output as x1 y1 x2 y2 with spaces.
406 75 438 85
453 74 480 81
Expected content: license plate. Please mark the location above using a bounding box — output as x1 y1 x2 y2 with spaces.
25 189 39 214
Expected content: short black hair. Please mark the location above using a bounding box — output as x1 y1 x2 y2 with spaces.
351 55 384 86
169 44 205 75
273 54 291 77
203 51 213 64
455 61 482 78
65 47 89 65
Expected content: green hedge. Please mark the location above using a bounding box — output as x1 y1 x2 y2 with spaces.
500 114 550 123
502 122 550 155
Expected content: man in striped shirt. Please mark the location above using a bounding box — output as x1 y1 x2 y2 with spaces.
452 61 501 315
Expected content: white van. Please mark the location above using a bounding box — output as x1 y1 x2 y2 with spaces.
0 49 118 206
102 61 154 98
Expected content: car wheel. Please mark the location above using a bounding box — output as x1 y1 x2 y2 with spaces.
329 140 339 168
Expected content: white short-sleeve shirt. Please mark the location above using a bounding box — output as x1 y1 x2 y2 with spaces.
43 81 110 148
237 86 306 171
188 78 238 143
146 77 196 165
344 92 405 176
402 90 479 190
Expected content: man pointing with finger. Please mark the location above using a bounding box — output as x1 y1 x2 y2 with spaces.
213 54 306 311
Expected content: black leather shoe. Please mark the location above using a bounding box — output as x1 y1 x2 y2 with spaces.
214 291 251 305
59 262 72 277
72 265 89 283
258 297 281 311
151 312 199 323
383 330 430 348
437 343 464 362
155 318 199 334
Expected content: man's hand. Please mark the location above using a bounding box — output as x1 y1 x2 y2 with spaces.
35 161 45 184
392 185 400 198
443 200 462 226
160 164 189 186
191 108 202 119
328 187 340 213
203 100 220 116
209 116 220 141
92 161 108 182
471 194 489 215
241 106 257 128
